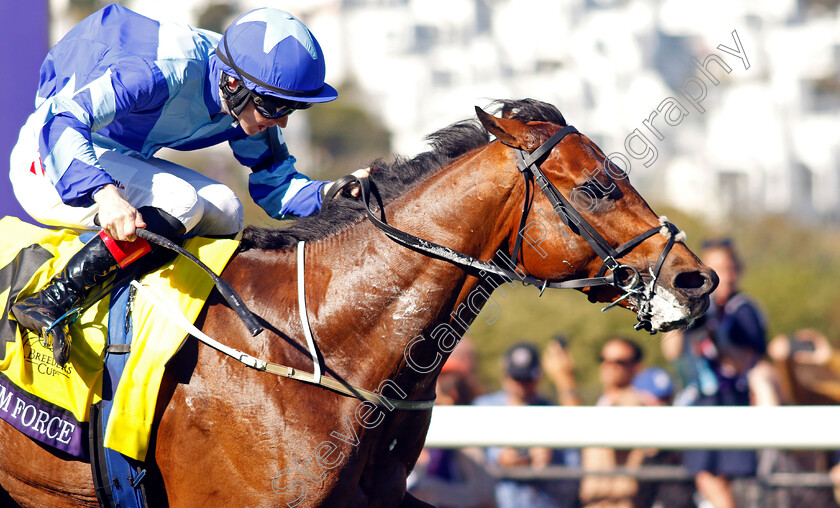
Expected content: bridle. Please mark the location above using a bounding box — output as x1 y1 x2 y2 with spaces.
125 123 685 413
336 124 685 333
509 125 684 331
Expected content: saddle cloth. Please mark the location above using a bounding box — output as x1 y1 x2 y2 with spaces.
0 216 238 461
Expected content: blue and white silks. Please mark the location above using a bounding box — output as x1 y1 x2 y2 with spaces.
30 4 324 219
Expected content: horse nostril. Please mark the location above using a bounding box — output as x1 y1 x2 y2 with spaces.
673 270 718 297
673 271 704 290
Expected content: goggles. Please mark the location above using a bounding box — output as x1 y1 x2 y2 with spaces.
250 91 313 119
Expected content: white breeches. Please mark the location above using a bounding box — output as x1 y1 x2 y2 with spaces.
9 121 243 237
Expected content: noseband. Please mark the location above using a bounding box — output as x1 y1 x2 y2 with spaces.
509 125 683 332
343 125 683 333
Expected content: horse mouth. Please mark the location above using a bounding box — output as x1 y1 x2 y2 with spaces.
651 314 695 333
641 288 711 333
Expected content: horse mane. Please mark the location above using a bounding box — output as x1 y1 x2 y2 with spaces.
238 99 566 251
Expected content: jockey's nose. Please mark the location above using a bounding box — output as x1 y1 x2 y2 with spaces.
276 115 289 129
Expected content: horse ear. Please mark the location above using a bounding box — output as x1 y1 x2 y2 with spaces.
475 106 535 150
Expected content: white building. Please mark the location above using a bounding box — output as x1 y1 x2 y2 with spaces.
48 0 840 223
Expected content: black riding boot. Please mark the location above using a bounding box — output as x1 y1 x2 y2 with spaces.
12 208 184 366
12 234 121 366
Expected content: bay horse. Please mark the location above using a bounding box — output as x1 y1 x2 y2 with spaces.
0 99 716 507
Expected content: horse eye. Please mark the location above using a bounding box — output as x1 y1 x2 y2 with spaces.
585 180 618 200
580 182 604 199
570 184 598 212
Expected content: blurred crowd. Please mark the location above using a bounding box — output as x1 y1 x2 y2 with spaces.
408 239 840 508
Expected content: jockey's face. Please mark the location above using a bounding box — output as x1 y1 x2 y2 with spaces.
237 101 289 136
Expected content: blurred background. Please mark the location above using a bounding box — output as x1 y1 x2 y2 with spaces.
3 0 840 399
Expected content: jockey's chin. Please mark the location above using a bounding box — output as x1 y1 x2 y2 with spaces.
236 103 289 136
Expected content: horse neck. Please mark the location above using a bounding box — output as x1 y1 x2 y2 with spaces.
306 144 523 399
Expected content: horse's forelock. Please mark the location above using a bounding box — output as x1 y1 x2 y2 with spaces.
493 99 567 126
239 99 566 251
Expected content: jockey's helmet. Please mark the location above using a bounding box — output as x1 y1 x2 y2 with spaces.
215 8 337 119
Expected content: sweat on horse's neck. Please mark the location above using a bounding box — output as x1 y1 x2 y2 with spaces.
294 145 524 398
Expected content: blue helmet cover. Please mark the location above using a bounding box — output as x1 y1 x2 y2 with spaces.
217 8 337 103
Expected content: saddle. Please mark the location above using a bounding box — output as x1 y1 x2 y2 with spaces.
0 216 238 504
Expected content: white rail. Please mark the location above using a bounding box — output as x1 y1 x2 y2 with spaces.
424 406 840 450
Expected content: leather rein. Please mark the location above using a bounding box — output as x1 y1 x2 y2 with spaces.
133 124 683 412
333 125 684 333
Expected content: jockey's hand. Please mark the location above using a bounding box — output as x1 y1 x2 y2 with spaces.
322 167 371 199
349 167 371 197
93 184 146 241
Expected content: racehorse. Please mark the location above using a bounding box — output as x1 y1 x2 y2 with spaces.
0 99 716 507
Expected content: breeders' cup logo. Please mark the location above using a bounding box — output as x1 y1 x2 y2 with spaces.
21 332 73 378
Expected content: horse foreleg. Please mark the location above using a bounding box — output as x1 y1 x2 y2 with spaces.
397 492 437 508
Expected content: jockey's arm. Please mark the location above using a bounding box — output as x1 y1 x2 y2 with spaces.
36 57 164 239
232 127 368 219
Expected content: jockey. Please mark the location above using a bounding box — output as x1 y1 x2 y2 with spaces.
9 5 363 366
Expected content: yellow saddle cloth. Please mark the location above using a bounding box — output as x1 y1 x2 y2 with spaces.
0 216 238 461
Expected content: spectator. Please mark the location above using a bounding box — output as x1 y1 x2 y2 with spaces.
832 452 840 505
442 334 486 401
595 338 645 407
662 238 766 508
747 357 784 408
767 329 840 406
473 341 580 508
632 367 674 406
763 330 840 508
579 337 647 508
408 370 497 508
542 335 582 407
632 368 696 508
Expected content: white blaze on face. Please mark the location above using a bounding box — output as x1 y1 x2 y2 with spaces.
644 285 692 332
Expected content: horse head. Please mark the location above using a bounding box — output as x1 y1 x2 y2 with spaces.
475 101 717 332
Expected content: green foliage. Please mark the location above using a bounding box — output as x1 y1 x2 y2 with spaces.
68 0 128 21
307 83 391 180
196 4 235 33
469 204 840 404
468 284 649 404
726 215 840 340
157 85 838 405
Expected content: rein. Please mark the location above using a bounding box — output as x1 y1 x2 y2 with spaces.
133 231 435 411
130 122 683 412
127 278 435 411
337 124 684 332
509 126 684 331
